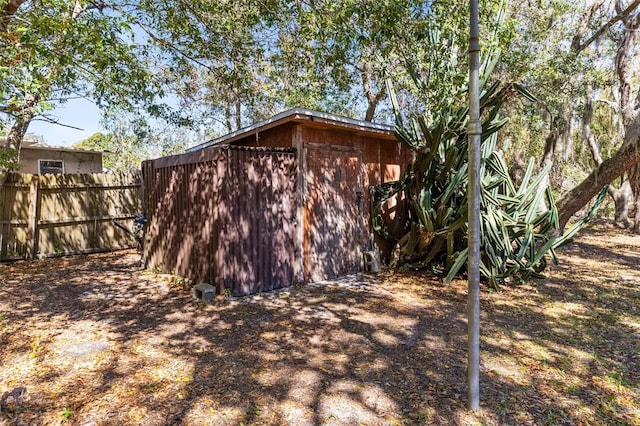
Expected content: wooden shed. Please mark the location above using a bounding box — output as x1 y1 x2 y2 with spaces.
142 108 412 296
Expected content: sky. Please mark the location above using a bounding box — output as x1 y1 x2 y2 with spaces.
27 98 103 147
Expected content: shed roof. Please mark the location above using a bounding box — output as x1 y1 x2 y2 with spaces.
187 108 397 153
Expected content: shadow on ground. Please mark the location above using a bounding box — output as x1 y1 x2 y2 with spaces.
0 224 638 425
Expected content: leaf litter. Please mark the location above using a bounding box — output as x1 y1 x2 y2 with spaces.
0 222 638 425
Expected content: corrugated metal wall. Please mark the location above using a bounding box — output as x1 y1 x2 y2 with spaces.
142 145 296 296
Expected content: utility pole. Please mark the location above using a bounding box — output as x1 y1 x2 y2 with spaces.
467 0 481 412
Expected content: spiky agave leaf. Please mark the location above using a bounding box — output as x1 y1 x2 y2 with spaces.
375 39 604 287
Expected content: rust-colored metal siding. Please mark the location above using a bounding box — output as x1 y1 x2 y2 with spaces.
220 147 296 295
142 145 296 296
143 148 226 287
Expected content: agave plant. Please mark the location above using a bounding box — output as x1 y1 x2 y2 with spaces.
374 60 605 288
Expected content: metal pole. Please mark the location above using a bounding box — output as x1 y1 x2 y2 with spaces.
467 0 481 412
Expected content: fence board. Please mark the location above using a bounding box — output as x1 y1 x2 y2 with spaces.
143 146 297 296
0 172 142 260
0 173 31 259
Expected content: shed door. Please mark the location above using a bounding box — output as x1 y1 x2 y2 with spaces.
305 146 364 281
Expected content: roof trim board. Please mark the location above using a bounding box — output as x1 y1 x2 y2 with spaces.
187 108 397 152
1 138 104 155
21 145 104 155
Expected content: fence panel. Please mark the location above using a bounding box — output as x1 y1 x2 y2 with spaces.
0 172 142 260
221 147 297 295
143 148 230 291
0 173 33 259
143 146 297 296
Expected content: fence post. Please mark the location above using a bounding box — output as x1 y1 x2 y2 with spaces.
25 174 39 259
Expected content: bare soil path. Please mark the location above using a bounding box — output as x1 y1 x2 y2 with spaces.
0 223 639 425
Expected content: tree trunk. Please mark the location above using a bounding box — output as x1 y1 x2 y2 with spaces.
0 0 27 33
612 180 633 225
556 102 640 230
234 99 241 130
364 87 385 122
5 113 34 150
541 128 557 167
634 196 640 233
561 109 573 162
3 94 39 151
617 13 640 232
1 93 39 187
361 69 385 122
583 89 632 225
364 98 377 122
616 14 639 124
629 163 640 232
224 105 232 133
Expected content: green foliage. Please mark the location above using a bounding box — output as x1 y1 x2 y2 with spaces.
74 132 145 173
0 148 20 171
133 0 283 132
132 0 514 128
1 0 168 151
245 405 262 416
497 1 623 177
74 113 189 172
2 0 517 147
74 112 151 172
376 59 605 288
59 407 73 420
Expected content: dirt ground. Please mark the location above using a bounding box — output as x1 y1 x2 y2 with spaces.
0 223 639 425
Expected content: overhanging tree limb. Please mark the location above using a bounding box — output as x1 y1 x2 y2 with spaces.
571 0 640 52
133 20 219 75
554 1 640 232
557 98 640 229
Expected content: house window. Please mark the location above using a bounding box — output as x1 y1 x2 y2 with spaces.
38 160 64 174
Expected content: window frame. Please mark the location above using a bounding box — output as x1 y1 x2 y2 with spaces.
38 159 65 175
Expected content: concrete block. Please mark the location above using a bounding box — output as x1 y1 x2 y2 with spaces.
193 283 216 303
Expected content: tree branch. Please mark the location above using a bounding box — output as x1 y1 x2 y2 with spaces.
0 0 27 33
571 0 606 52
133 20 219 76
32 115 85 131
572 0 640 52
557 108 640 230
594 98 619 111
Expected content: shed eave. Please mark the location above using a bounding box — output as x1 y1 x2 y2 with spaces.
187 108 397 152
21 145 104 155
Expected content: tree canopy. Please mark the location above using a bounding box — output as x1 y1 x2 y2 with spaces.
3 0 640 240
0 0 169 153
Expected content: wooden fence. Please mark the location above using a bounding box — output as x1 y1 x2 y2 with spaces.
143 146 297 296
0 172 142 260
